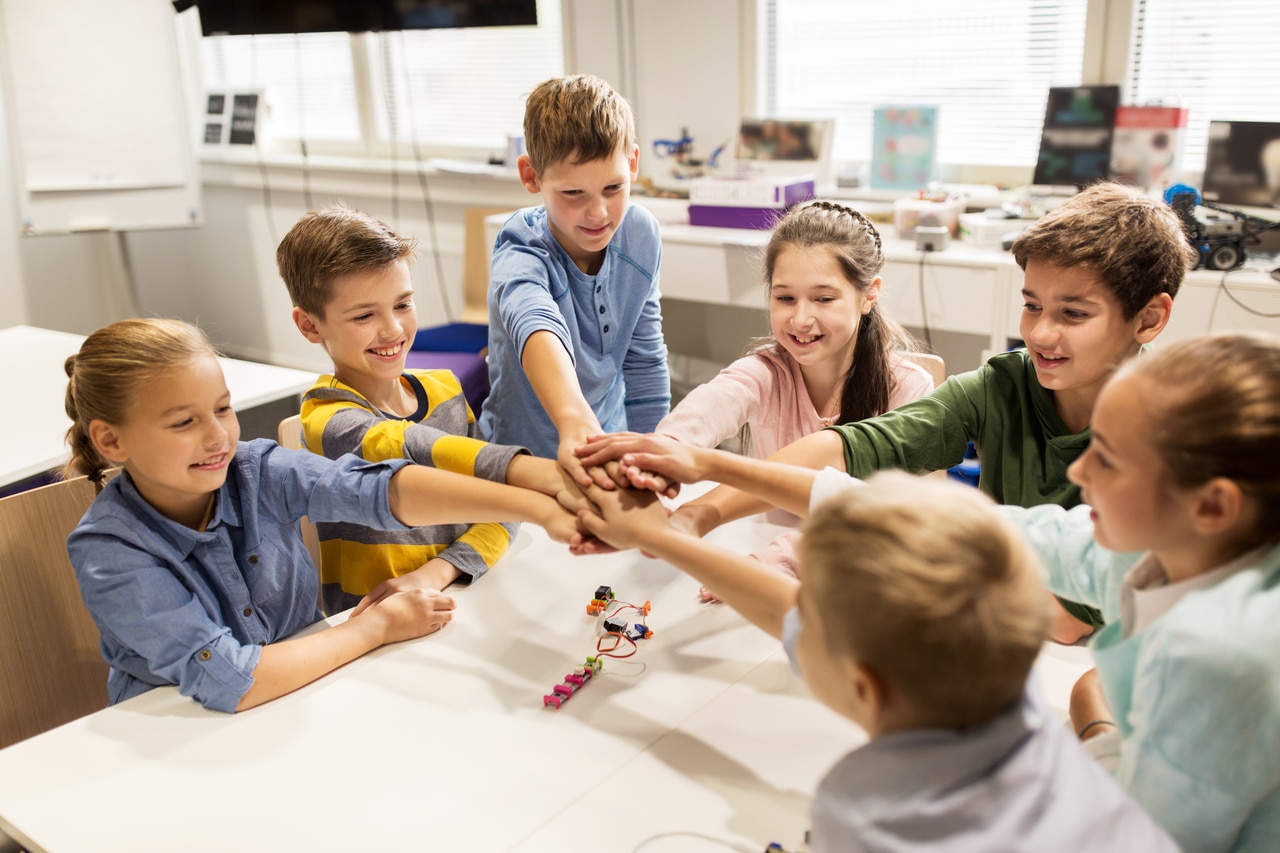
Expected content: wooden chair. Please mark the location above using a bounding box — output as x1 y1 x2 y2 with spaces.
0 474 110 748
901 352 951 480
903 351 947 388
277 414 323 576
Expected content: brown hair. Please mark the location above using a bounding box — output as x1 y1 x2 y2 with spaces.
1125 333 1280 547
1011 181 1196 319
799 472 1049 728
522 75 636 175
755 200 919 424
276 204 417 318
64 318 220 486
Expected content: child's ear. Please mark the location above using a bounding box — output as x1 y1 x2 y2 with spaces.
850 661 889 734
1189 476 1248 536
627 144 640 182
89 419 128 464
292 307 325 345
862 276 883 315
1133 292 1174 344
517 154 540 194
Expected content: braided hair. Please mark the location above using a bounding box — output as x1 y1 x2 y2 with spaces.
753 200 919 425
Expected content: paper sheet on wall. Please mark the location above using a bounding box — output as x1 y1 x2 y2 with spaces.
1 0 188 193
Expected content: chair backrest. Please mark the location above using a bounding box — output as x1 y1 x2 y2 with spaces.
277 414 323 576
461 206 516 323
0 474 110 747
903 351 947 388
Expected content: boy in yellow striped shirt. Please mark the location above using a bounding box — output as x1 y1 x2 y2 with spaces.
280 204 584 615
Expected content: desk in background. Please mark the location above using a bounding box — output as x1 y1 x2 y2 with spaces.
649 205 1280 379
2 325 316 492
0 494 1091 853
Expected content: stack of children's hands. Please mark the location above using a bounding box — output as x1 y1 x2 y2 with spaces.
557 432 706 556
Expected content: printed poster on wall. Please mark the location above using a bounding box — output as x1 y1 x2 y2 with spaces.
870 106 938 191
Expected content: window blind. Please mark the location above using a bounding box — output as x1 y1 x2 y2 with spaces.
1127 0 1280 174
201 32 361 144
766 0 1088 168
198 0 563 154
370 0 564 152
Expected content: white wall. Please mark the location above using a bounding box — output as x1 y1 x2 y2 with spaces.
0 82 28 328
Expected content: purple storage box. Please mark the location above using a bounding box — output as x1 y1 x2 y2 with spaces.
688 178 816 229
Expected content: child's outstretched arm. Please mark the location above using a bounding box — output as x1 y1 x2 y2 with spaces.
387 464 581 545
521 330 618 491
577 485 798 640
238 587 455 711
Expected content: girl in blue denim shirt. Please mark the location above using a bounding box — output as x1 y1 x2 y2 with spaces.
63 318 578 713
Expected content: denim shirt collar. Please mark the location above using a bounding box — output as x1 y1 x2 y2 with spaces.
115 467 244 558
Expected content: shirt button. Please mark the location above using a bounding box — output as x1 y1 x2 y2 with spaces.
598 305 606 315
596 285 601 292
243 607 253 617
199 650 212 661
248 555 259 565
603 324 610 333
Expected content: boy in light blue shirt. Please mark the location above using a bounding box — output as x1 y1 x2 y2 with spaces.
578 471 1178 852
479 74 669 482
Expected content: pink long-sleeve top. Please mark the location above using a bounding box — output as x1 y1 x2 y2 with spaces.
656 347 934 458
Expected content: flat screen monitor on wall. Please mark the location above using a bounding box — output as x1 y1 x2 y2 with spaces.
1202 120 1280 209
195 0 537 36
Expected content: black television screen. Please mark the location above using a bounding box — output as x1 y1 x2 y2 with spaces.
196 1 538 36
1202 120 1280 209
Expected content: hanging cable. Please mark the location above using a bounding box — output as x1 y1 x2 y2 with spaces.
917 251 934 351
248 37 278 247
397 30 454 321
293 33 314 210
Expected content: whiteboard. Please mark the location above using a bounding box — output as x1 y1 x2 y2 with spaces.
0 0 202 234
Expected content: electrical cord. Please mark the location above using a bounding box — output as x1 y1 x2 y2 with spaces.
397 30 454 321
293 33 314 210
917 251 934 351
1209 268 1280 329
629 831 758 853
249 38 278 248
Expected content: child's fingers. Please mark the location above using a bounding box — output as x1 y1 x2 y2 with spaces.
586 465 619 490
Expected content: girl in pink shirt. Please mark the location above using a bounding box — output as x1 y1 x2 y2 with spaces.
656 201 933 585
656 201 932 460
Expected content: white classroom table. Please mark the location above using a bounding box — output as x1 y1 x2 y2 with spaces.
0 486 1092 853
2 325 316 489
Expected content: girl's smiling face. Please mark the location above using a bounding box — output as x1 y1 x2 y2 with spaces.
769 245 878 376
92 354 240 528
1067 370 1197 559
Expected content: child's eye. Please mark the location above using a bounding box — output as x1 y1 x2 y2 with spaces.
352 313 373 322
816 295 836 304
395 301 414 311
171 417 194 429
774 294 794 304
1022 302 1041 313
216 405 234 416
1064 310 1089 320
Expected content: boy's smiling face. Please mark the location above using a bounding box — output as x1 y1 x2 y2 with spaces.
293 258 417 397
1019 257 1165 428
519 145 639 275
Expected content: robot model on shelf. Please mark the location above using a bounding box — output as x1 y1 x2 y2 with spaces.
1164 183 1280 271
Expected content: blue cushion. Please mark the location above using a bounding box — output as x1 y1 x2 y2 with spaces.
412 322 489 354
